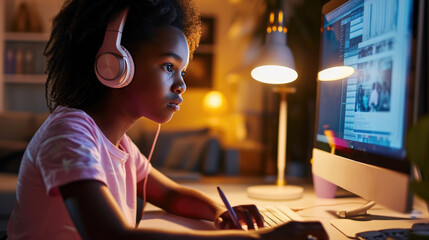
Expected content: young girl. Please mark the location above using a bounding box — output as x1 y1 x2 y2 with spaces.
6 0 327 239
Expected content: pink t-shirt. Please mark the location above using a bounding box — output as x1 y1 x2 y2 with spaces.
7 106 152 240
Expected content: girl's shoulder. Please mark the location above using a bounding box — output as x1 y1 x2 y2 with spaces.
51 106 94 125
39 106 99 140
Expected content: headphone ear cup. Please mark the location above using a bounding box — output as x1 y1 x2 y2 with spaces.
95 46 134 88
117 46 135 88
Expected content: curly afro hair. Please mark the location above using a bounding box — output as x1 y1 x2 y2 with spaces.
44 0 201 112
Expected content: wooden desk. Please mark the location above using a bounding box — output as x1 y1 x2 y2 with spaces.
139 176 429 239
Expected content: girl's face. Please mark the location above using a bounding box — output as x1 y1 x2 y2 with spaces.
122 26 190 123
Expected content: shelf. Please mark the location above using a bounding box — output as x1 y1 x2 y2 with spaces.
4 74 47 84
4 32 50 42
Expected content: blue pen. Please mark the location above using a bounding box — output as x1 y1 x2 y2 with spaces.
217 186 242 230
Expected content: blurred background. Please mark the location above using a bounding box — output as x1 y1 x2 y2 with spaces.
0 0 328 180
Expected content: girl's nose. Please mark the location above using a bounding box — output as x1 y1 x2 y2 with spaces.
173 78 186 94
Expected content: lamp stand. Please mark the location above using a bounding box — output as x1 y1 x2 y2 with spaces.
247 87 304 200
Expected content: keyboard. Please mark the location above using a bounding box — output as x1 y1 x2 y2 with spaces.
356 228 411 240
356 223 429 240
258 205 303 227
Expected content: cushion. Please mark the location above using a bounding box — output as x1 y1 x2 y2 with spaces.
137 128 210 167
163 134 211 172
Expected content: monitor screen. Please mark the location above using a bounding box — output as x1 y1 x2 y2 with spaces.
312 0 422 214
315 0 415 174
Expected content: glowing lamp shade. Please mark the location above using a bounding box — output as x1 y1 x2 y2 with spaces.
318 66 354 81
251 65 297 84
250 9 297 85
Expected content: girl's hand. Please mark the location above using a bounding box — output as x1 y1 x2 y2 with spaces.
214 204 264 230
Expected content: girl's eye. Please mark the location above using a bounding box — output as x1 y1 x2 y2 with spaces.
163 64 174 73
181 71 186 77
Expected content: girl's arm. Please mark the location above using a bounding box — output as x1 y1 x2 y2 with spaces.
60 179 258 239
140 168 225 222
60 179 328 240
141 168 265 230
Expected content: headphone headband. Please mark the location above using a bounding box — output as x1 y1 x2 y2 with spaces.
95 7 135 88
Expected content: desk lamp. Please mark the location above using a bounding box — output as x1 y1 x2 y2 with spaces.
246 9 303 200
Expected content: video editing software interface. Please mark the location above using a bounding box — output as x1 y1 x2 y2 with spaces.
316 0 414 163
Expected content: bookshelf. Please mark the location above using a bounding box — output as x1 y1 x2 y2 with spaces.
0 0 61 113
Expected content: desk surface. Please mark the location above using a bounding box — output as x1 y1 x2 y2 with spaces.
1 174 427 238
139 176 429 239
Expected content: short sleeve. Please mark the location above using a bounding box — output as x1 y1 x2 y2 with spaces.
37 116 107 196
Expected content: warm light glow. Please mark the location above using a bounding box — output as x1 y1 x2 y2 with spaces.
203 91 227 111
278 10 283 24
278 26 283 32
318 66 354 81
272 26 277 32
251 65 298 84
270 12 274 24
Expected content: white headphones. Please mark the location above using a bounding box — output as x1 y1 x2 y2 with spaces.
94 8 135 88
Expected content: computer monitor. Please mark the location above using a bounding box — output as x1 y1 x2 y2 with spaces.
312 0 425 213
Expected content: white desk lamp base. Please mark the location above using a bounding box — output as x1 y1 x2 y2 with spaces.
247 185 303 200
